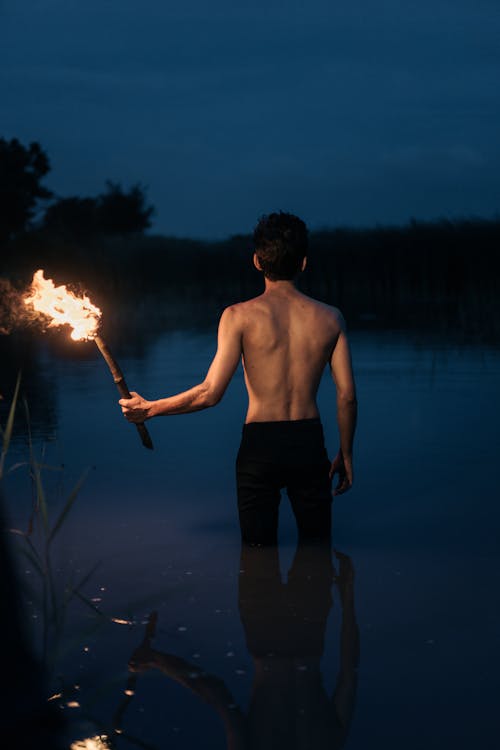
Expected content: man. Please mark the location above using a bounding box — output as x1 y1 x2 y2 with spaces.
120 212 357 545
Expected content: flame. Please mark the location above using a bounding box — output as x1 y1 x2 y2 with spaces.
70 736 111 750
24 269 101 341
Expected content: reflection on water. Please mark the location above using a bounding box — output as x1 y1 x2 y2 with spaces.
6 533 357 748
121 546 358 749
236 545 357 749
1 326 500 748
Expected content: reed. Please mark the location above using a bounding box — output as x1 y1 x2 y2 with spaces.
1 375 97 674
0 371 21 480
1 380 165 748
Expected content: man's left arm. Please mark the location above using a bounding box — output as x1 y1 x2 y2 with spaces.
120 307 242 422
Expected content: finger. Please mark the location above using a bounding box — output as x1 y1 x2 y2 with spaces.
335 482 351 496
334 470 346 491
333 478 351 496
331 463 343 483
340 477 352 493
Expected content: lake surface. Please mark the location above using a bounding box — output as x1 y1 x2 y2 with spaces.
2 327 500 749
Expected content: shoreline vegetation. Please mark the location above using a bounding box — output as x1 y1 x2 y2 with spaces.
1 216 500 341
1 137 499 341
1 217 499 444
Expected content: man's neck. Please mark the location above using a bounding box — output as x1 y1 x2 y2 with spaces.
263 278 298 293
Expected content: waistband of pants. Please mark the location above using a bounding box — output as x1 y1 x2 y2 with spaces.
238 418 327 464
242 418 322 434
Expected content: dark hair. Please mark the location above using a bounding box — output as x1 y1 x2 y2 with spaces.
253 212 308 280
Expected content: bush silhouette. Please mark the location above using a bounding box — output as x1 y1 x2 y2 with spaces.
42 182 154 237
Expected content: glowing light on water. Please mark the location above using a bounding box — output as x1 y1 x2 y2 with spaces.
110 617 134 625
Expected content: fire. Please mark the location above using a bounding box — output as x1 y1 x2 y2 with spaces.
24 269 101 341
70 736 111 750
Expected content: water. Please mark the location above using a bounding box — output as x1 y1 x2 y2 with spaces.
2 328 499 749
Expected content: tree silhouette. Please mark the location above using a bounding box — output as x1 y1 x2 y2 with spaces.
42 181 155 237
0 138 52 243
97 181 154 234
42 197 100 237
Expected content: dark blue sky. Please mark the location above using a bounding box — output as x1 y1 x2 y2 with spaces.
2 0 499 238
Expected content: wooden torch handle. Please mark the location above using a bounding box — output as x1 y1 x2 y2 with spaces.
94 335 154 450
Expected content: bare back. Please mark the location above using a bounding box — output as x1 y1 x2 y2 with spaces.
235 286 343 423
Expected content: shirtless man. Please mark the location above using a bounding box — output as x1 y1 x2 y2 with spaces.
120 212 357 545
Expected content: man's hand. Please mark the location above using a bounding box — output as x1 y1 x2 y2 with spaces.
119 391 153 423
329 450 353 495
128 642 156 673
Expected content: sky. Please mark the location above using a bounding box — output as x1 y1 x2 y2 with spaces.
1 0 499 238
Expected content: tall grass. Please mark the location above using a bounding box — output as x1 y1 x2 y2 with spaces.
0 371 21 480
1 374 94 673
1 380 161 748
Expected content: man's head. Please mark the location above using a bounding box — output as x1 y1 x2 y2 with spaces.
253 212 308 280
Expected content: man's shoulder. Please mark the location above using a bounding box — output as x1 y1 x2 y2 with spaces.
301 294 345 327
222 295 265 318
219 299 261 332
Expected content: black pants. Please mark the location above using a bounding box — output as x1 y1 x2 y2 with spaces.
236 419 332 545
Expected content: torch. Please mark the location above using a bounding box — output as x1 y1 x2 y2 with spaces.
93 335 153 450
24 270 154 450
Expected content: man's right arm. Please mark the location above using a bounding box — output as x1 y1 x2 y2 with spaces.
330 318 357 495
119 306 242 421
